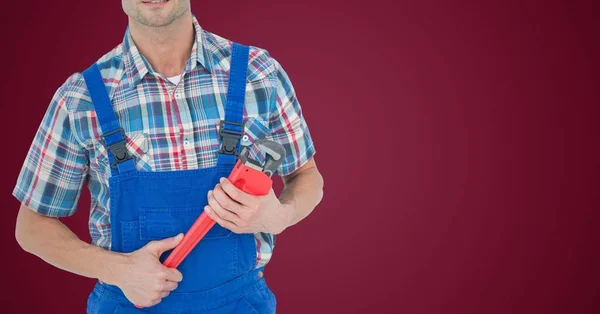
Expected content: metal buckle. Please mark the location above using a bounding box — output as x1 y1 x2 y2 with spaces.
218 120 244 156
101 128 133 169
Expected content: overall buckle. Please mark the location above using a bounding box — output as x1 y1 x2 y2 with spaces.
218 120 244 156
101 128 133 169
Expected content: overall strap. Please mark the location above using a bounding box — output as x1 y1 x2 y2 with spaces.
217 42 250 167
82 64 136 174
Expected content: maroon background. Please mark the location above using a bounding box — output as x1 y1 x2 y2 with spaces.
1 0 598 313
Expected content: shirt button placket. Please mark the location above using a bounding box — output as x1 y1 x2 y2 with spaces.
173 83 195 168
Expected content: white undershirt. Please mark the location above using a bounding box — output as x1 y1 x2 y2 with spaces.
167 74 182 86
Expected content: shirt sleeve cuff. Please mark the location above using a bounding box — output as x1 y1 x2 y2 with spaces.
12 186 77 218
277 145 316 177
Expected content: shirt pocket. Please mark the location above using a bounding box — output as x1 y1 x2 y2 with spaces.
93 132 153 174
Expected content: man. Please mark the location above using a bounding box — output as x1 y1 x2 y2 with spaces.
13 0 323 313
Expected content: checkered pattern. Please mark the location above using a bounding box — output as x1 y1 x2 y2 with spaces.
12 16 315 268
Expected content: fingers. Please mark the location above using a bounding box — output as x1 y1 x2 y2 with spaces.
154 279 178 292
162 281 179 292
205 206 240 233
164 268 183 283
136 276 178 308
212 185 243 214
219 177 256 206
206 190 240 225
205 190 240 233
146 297 163 307
136 293 165 308
145 233 184 256
126 239 185 309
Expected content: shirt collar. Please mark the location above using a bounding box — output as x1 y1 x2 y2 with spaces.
123 15 213 89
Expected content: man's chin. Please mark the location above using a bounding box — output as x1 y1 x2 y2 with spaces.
136 13 177 28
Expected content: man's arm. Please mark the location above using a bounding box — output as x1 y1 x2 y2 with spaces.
204 158 323 235
15 204 184 307
278 158 324 227
15 204 126 283
13 75 184 307
204 52 322 233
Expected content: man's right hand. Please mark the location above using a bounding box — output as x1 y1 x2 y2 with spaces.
15 205 186 308
114 233 184 307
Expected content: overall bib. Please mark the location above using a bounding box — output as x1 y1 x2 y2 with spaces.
83 43 276 314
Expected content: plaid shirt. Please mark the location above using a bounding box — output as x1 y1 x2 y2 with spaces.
12 16 315 268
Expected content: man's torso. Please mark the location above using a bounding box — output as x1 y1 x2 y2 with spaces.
67 23 278 267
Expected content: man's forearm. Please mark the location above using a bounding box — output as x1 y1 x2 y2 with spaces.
15 205 126 285
279 159 324 227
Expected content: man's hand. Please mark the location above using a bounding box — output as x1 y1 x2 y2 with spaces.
113 234 184 307
204 178 293 235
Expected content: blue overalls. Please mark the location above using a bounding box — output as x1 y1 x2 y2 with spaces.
83 43 276 314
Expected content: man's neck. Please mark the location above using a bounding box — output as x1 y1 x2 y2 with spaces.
128 13 195 77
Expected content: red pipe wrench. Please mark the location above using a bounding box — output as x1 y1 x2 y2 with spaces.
162 139 285 268
135 139 285 308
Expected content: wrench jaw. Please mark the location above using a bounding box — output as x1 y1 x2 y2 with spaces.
238 148 264 172
255 139 285 177
254 139 285 161
238 139 286 177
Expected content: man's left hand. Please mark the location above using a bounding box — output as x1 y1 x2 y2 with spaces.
204 178 293 235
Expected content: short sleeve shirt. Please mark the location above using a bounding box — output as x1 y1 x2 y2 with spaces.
12 16 316 268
